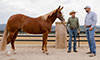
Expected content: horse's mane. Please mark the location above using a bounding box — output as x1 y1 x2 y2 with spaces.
41 9 57 20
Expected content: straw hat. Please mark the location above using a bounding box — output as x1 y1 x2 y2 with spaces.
69 10 76 15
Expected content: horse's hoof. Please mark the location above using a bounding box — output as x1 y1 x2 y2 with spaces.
42 51 45 53
12 52 16 54
12 51 16 54
46 52 49 55
11 50 16 54
6 52 11 56
6 54 10 56
42 49 44 50
42 50 45 53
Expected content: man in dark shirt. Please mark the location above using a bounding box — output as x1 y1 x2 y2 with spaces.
67 10 80 53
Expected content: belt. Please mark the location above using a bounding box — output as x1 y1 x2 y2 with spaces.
86 25 91 27
70 27 77 29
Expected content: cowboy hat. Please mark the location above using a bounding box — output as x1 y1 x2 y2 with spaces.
69 10 76 15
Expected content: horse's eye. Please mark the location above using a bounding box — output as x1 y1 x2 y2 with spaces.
59 12 61 14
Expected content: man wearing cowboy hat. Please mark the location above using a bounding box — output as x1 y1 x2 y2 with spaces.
84 6 97 57
67 10 80 53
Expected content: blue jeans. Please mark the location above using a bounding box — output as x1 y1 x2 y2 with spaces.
68 29 77 51
86 27 96 54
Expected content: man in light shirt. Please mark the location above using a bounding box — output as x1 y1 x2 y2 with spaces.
84 6 97 57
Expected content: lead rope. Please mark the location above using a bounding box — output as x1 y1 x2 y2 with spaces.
61 22 67 31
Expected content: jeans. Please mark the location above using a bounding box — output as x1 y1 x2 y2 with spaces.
86 27 96 54
68 29 77 51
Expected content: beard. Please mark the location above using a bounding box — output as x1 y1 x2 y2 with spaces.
86 11 88 12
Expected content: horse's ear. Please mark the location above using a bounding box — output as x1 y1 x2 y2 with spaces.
60 7 63 10
58 6 61 9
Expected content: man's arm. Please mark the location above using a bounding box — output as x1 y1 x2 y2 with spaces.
84 15 87 27
91 13 97 28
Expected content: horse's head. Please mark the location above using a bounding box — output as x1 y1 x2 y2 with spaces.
56 6 65 22
43 6 65 24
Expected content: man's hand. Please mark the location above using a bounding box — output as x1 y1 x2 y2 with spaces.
89 27 93 31
84 25 86 27
78 31 80 34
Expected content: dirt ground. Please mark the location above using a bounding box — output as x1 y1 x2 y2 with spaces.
0 44 100 60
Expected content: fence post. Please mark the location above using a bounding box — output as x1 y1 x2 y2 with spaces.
55 22 67 49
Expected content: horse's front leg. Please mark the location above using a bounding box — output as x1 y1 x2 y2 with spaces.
42 32 49 55
42 39 45 53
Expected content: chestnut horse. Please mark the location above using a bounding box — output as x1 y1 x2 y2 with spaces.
1 6 65 55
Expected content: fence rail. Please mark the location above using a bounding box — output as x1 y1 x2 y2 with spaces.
0 31 100 47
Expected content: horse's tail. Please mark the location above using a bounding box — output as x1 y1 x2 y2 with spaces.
0 26 8 51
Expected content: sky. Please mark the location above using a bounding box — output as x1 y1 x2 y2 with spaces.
0 0 100 26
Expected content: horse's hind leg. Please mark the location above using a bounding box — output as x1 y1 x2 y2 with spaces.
11 31 18 54
6 32 16 55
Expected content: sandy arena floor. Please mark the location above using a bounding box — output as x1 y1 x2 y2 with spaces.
0 44 100 60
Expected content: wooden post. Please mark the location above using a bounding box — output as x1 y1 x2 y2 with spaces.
55 22 67 49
